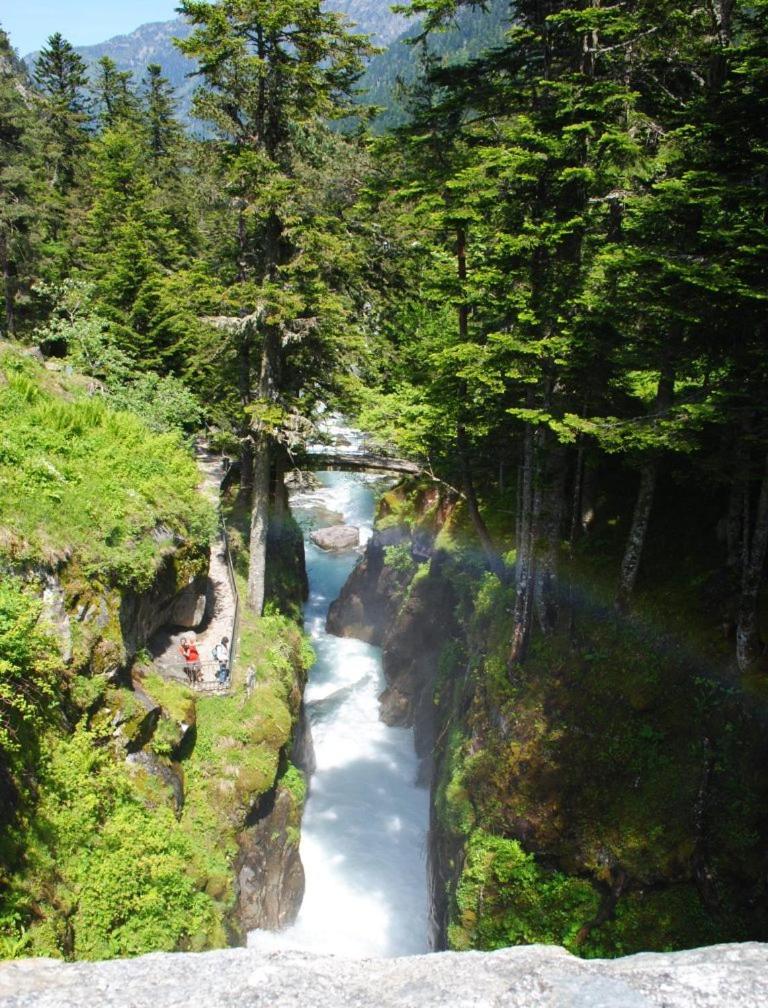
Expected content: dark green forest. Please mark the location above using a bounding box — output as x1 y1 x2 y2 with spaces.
1 0 768 962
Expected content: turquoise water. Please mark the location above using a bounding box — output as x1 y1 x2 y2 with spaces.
249 466 430 957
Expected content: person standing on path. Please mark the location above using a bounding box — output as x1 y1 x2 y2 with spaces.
180 635 202 684
213 637 230 686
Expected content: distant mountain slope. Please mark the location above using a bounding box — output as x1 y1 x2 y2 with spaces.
24 3 409 125
22 1 509 131
24 17 197 118
331 0 408 44
360 0 512 131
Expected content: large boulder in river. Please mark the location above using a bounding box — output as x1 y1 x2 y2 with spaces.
311 507 344 528
311 525 360 551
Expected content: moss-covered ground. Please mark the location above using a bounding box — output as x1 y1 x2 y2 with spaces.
381 477 768 958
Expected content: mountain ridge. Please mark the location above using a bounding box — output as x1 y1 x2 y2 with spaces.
23 3 412 125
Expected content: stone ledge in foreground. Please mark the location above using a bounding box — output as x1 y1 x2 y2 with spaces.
1 942 766 1008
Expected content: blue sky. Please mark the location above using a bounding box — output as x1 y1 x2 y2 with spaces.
2 2 179 57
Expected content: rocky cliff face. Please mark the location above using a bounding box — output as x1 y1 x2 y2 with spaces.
3 942 767 1008
234 784 305 933
28 535 210 686
326 524 412 643
327 478 768 958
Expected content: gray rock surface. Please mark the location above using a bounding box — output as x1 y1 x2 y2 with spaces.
40 574 73 663
1 943 766 1008
169 581 208 628
234 789 305 935
285 469 322 492
310 525 360 551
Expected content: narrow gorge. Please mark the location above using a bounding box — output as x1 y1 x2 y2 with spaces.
2 0 768 1001
249 421 430 956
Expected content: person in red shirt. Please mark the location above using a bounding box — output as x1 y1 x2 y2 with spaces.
179 636 202 684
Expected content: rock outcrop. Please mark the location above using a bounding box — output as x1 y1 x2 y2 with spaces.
310 525 360 551
234 785 305 934
325 518 454 767
2 943 767 1007
326 526 412 642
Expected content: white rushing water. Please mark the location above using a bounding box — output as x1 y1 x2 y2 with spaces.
248 425 430 958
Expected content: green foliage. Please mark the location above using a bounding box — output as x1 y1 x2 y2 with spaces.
0 584 60 885
281 763 307 808
106 373 202 437
449 831 599 952
0 30 43 337
383 542 417 576
583 886 732 958
0 585 59 764
1 726 220 960
0 348 212 587
141 673 195 728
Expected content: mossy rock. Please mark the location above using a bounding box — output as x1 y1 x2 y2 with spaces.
449 830 600 952
89 636 126 680
140 673 196 729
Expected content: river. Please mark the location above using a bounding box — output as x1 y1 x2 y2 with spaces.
248 425 430 958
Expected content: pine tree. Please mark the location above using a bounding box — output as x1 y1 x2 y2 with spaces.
0 30 40 336
90 56 140 131
142 63 182 171
33 33 89 193
176 0 372 613
84 127 184 365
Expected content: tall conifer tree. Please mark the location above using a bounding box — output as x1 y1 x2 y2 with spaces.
176 0 372 613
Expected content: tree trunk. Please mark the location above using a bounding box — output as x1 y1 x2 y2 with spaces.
239 438 254 497
736 451 768 674
237 323 254 492
566 443 587 639
0 233 15 337
534 440 567 633
237 202 248 283
615 362 675 612
569 441 586 545
458 426 503 578
452 225 502 578
246 320 282 613
247 432 270 614
725 475 745 573
245 197 284 613
271 446 289 529
615 462 657 613
510 425 536 669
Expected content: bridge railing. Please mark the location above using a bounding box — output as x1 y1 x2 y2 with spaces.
296 450 421 476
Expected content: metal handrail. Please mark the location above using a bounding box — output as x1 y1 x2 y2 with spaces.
217 469 241 682
162 666 232 695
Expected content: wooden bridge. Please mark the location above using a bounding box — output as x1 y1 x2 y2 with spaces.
299 451 422 476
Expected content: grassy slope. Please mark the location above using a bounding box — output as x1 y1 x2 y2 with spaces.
0 345 212 589
0 347 312 960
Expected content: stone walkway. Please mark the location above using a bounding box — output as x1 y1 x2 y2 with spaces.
149 445 238 692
